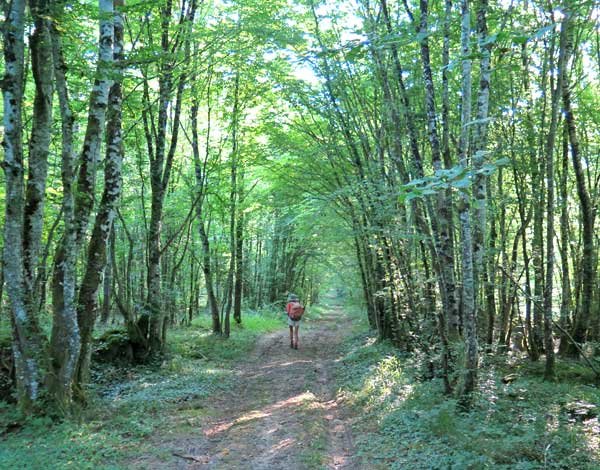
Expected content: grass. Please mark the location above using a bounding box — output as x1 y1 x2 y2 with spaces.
335 328 600 470
168 308 282 362
302 302 330 322
0 308 284 469
297 389 329 469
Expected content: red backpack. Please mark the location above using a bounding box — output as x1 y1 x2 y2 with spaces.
288 301 305 320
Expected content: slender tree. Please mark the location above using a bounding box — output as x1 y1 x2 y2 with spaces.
75 0 125 394
458 0 478 400
2 0 43 411
560 9 596 357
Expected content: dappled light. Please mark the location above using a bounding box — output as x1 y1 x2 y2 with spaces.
1 0 599 468
153 308 357 469
204 391 317 438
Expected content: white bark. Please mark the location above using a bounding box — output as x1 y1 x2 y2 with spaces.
49 0 114 407
458 0 478 399
76 0 124 390
472 0 491 298
24 0 54 298
2 0 48 409
418 0 460 339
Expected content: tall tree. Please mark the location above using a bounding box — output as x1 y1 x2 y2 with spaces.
560 8 596 358
140 0 197 353
458 0 478 400
50 0 114 407
75 0 125 394
2 0 43 411
191 60 221 334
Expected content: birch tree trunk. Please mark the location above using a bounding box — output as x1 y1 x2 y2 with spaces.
374 1 452 387
2 0 46 411
75 0 124 394
24 0 54 306
458 0 478 401
49 0 77 412
472 0 491 314
415 0 460 340
101 230 115 324
49 0 113 407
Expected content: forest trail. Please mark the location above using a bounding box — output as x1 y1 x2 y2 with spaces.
133 304 360 469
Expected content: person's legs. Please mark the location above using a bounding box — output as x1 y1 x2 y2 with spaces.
289 325 294 347
294 325 300 349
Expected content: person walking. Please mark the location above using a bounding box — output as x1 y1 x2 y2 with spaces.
285 293 305 349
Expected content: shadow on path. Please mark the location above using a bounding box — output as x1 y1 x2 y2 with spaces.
132 306 360 469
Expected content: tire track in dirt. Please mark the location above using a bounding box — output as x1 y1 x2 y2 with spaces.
133 305 360 469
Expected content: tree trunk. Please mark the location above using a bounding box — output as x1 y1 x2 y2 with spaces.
2 0 47 412
191 65 221 334
75 0 124 394
49 0 113 407
24 0 54 306
377 0 453 388
101 230 115 324
233 202 244 324
223 71 241 337
458 0 478 401
539 23 565 379
558 125 572 355
472 0 491 312
485 182 497 346
416 0 460 341
560 11 596 357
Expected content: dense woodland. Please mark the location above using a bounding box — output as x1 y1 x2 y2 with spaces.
0 0 599 464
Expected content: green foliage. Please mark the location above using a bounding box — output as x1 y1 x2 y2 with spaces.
170 310 282 362
400 158 511 202
0 415 133 469
516 357 600 384
337 332 600 470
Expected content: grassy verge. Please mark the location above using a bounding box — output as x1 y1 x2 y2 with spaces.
299 415 328 468
336 329 600 469
0 309 282 469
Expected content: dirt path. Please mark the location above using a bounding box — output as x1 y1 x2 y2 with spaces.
134 306 360 469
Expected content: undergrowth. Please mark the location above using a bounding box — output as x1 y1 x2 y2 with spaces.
0 309 282 469
337 330 600 469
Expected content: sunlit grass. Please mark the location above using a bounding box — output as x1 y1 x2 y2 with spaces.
336 331 600 469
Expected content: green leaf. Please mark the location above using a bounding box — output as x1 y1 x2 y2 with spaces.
531 24 556 41
345 44 366 62
452 176 472 189
495 157 511 167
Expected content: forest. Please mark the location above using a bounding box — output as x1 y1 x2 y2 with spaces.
1 0 599 468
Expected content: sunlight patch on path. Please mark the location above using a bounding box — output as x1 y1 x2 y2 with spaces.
136 306 360 469
203 391 317 438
